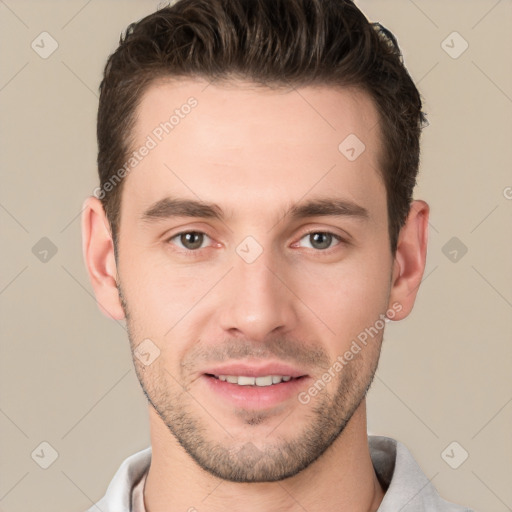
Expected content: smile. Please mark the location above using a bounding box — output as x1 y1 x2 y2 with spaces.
208 374 296 386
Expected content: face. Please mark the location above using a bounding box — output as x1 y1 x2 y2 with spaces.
115 79 395 482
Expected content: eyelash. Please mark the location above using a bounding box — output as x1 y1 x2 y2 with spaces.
165 230 346 255
296 230 345 251
166 231 215 254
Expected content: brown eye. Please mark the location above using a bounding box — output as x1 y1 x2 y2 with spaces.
299 232 341 250
169 231 210 250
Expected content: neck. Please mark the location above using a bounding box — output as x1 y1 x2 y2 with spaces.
144 400 384 512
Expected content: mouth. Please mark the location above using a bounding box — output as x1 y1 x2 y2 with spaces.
205 374 305 386
200 363 311 410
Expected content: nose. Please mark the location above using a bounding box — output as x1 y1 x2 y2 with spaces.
217 245 299 341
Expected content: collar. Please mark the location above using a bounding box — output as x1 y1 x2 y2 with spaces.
87 435 473 511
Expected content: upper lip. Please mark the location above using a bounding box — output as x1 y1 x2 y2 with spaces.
203 361 308 378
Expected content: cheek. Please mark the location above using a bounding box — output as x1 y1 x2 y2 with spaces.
119 251 215 335
293 250 392 344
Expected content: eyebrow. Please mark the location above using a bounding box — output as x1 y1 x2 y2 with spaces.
287 198 369 221
142 197 224 221
141 196 369 223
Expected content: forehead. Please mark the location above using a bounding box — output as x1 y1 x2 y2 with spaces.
123 78 385 222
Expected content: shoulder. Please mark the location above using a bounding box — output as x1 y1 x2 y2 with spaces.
84 446 152 512
368 435 476 512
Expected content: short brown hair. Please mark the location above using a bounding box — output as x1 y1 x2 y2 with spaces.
97 0 427 255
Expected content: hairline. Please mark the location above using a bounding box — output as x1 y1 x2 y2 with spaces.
123 75 388 195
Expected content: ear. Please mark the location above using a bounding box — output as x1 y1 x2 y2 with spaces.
387 200 429 320
81 196 125 320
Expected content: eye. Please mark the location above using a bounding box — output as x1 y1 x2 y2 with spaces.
297 231 343 250
168 231 212 251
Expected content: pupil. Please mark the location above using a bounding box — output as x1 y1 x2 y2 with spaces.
181 232 203 250
311 232 331 250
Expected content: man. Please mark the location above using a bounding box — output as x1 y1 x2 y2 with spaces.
82 0 474 510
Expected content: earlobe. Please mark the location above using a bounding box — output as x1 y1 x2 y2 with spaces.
81 196 125 320
387 200 429 321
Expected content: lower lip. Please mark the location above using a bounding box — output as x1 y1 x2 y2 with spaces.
202 374 310 410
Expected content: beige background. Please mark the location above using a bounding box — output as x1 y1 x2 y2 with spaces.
0 0 511 511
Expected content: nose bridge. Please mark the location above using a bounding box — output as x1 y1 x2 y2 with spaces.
218 239 298 339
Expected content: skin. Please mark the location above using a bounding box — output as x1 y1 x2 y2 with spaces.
82 78 429 512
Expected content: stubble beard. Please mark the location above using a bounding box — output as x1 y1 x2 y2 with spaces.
119 283 381 483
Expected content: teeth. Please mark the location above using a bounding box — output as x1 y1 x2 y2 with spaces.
255 376 272 386
214 375 294 386
237 376 255 386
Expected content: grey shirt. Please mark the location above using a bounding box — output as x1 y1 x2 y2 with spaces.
86 435 475 511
